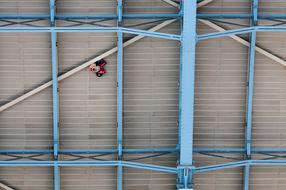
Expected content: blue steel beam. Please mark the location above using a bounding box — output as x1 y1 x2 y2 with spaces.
0 148 178 154
59 13 181 19
52 26 60 190
0 147 247 154
197 13 286 19
0 13 181 20
50 1 59 190
195 160 248 173
60 148 178 154
195 160 286 174
4 13 286 20
244 165 250 190
244 1 258 190
117 0 123 23
0 161 177 174
54 164 60 190
0 27 180 41
51 32 58 159
246 0 259 158
116 3 123 158
198 26 286 41
179 0 196 166
50 0 55 25
117 1 123 190
6 25 285 44
177 0 196 189
7 147 286 154
3 159 286 174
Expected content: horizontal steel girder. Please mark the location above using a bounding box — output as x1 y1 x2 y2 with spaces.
0 26 180 41
0 161 177 174
1 13 286 20
0 13 181 20
0 160 286 174
0 25 285 42
198 26 286 41
3 147 286 154
195 160 286 173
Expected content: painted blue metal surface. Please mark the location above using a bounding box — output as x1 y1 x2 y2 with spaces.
51 31 59 159
246 0 258 158
3 159 286 174
8 147 286 155
197 13 286 19
3 13 286 20
0 161 177 174
198 26 286 41
117 0 123 23
65 147 286 154
244 165 250 190
2 25 286 42
60 148 178 154
179 0 196 167
54 165 60 190
117 165 123 190
0 27 180 41
50 0 55 25
177 166 195 189
50 1 59 190
117 1 123 164
0 148 178 154
244 1 258 189
0 13 181 20
195 160 249 173
117 1 123 190
59 13 181 19
177 1 196 189
196 160 286 174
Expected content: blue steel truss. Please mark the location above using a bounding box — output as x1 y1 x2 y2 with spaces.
0 0 286 190
244 1 258 189
50 1 59 190
117 1 123 189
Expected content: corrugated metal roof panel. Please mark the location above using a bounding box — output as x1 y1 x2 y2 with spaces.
0 32 52 150
251 29 286 148
0 0 49 14
0 167 53 190
57 0 116 14
123 168 176 190
123 22 180 149
61 167 116 190
194 168 243 190
199 0 250 14
1 1 286 190
58 32 117 150
195 23 248 149
260 0 286 14
124 0 177 14
250 167 286 190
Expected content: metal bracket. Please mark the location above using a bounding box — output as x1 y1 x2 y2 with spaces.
177 166 195 189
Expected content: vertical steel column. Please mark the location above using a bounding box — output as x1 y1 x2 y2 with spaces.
177 0 197 189
244 1 258 190
51 31 59 159
117 1 123 190
54 163 60 190
52 31 60 190
246 0 258 158
50 0 59 190
50 0 55 25
243 164 250 190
